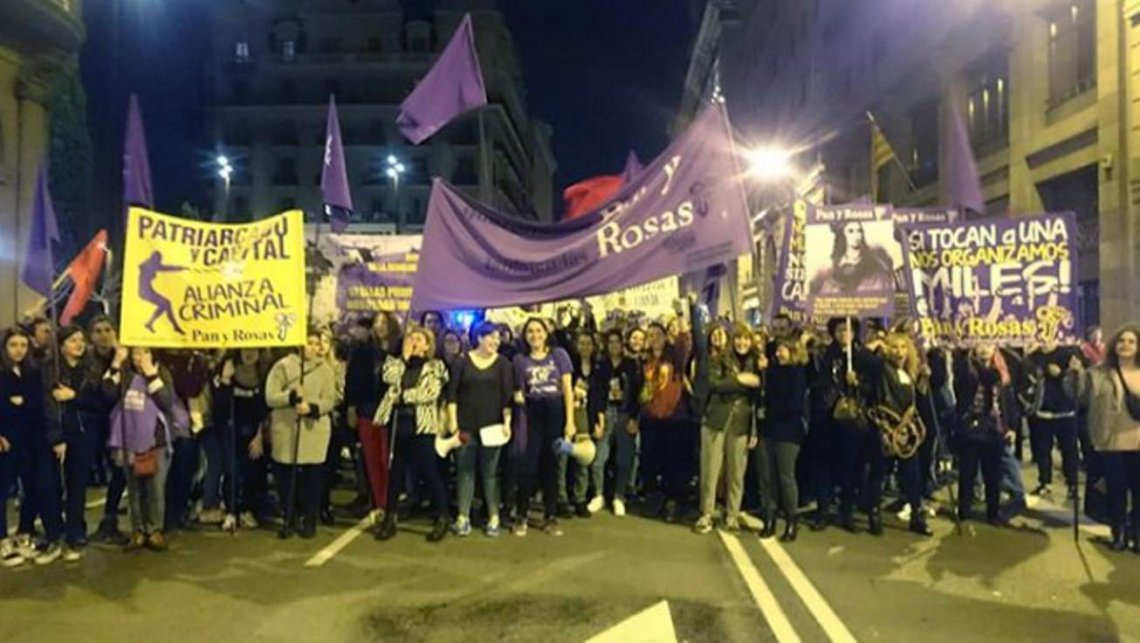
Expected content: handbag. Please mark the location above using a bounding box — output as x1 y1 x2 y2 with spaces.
832 394 868 431
132 448 159 478
1116 365 1140 422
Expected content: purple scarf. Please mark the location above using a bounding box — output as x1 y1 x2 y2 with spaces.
108 375 163 453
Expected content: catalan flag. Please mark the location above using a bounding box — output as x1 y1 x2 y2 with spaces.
868 112 899 202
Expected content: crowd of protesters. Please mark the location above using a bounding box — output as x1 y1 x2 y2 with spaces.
2 300 1138 568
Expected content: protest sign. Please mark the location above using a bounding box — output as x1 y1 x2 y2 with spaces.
770 168 826 324
804 204 898 318
120 208 306 347
900 212 1079 345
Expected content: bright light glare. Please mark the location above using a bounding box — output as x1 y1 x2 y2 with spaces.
387 155 397 165
216 155 230 168
395 163 406 173
386 168 398 179
745 147 794 181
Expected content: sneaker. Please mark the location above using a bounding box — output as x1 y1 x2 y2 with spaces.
34 542 63 566
1 540 26 568
1031 484 1052 498
14 535 36 559
426 519 448 543
239 512 260 530
146 531 169 552
199 508 224 525
896 503 912 522
613 499 626 517
485 516 502 538
543 518 563 536
587 495 605 514
693 515 713 535
452 516 472 537
663 500 678 523
221 514 237 532
723 517 741 533
513 521 528 537
126 531 147 550
62 545 84 563
556 503 574 520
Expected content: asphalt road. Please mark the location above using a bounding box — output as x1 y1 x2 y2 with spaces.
2 485 1138 642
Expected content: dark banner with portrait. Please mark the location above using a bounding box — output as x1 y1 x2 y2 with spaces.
899 212 1079 346
804 204 899 318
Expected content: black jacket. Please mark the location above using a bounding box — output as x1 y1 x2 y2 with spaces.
0 365 51 447
594 356 643 419
345 340 390 418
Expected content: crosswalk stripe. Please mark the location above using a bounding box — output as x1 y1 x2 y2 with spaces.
718 530 802 643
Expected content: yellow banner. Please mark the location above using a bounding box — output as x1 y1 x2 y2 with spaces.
120 207 307 348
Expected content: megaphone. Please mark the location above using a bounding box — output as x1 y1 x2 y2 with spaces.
434 431 468 459
553 435 596 467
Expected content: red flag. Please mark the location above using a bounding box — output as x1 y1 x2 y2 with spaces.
562 175 623 220
60 230 108 325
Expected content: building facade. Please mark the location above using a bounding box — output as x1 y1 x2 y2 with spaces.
0 0 85 323
683 0 1140 330
206 0 556 230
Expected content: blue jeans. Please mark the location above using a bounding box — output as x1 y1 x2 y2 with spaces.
593 408 635 501
1000 444 1026 502
456 440 502 521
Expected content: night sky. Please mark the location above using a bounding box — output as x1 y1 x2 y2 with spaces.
81 0 700 218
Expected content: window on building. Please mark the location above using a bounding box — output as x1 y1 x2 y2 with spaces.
229 79 251 104
273 158 297 185
235 41 250 63
1047 0 1096 108
453 157 477 185
319 38 342 54
272 121 296 145
908 99 939 189
282 40 296 62
966 50 1010 149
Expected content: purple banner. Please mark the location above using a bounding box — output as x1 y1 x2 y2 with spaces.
770 197 809 324
336 251 419 315
901 212 1079 346
410 103 752 311
805 204 897 318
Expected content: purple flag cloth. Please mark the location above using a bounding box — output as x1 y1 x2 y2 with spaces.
123 94 154 210
943 104 985 216
620 151 643 186
411 103 751 311
321 95 353 232
22 164 60 297
396 14 487 145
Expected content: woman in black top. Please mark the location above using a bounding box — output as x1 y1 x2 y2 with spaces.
1025 340 1085 499
209 349 270 530
953 344 1015 526
588 329 643 517
758 336 807 541
0 327 57 567
565 331 603 517
447 322 514 537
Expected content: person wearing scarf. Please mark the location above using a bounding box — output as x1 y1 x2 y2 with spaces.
104 347 175 550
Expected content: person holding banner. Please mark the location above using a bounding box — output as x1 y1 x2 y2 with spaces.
346 313 401 524
639 322 689 524
448 322 514 538
512 319 575 536
103 346 176 551
1084 325 1140 553
374 327 451 543
265 329 337 539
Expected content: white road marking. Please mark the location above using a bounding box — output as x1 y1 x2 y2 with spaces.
304 515 371 567
758 537 858 643
717 530 801 643
586 600 677 643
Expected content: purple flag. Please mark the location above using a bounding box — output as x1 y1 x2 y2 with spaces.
620 151 643 186
22 164 60 297
943 103 985 216
123 94 154 210
411 103 751 311
321 95 353 232
396 14 487 145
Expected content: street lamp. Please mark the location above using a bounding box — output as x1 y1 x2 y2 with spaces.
216 154 234 220
385 155 406 190
745 146 795 181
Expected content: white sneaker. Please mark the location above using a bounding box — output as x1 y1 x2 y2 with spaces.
239 512 260 529
613 498 626 517
896 503 912 522
1 539 26 568
587 495 605 514
14 535 36 559
34 542 63 566
61 546 83 563
221 514 237 532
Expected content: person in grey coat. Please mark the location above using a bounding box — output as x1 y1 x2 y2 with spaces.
266 329 336 539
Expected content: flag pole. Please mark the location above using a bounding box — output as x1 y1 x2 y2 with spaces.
478 109 491 203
